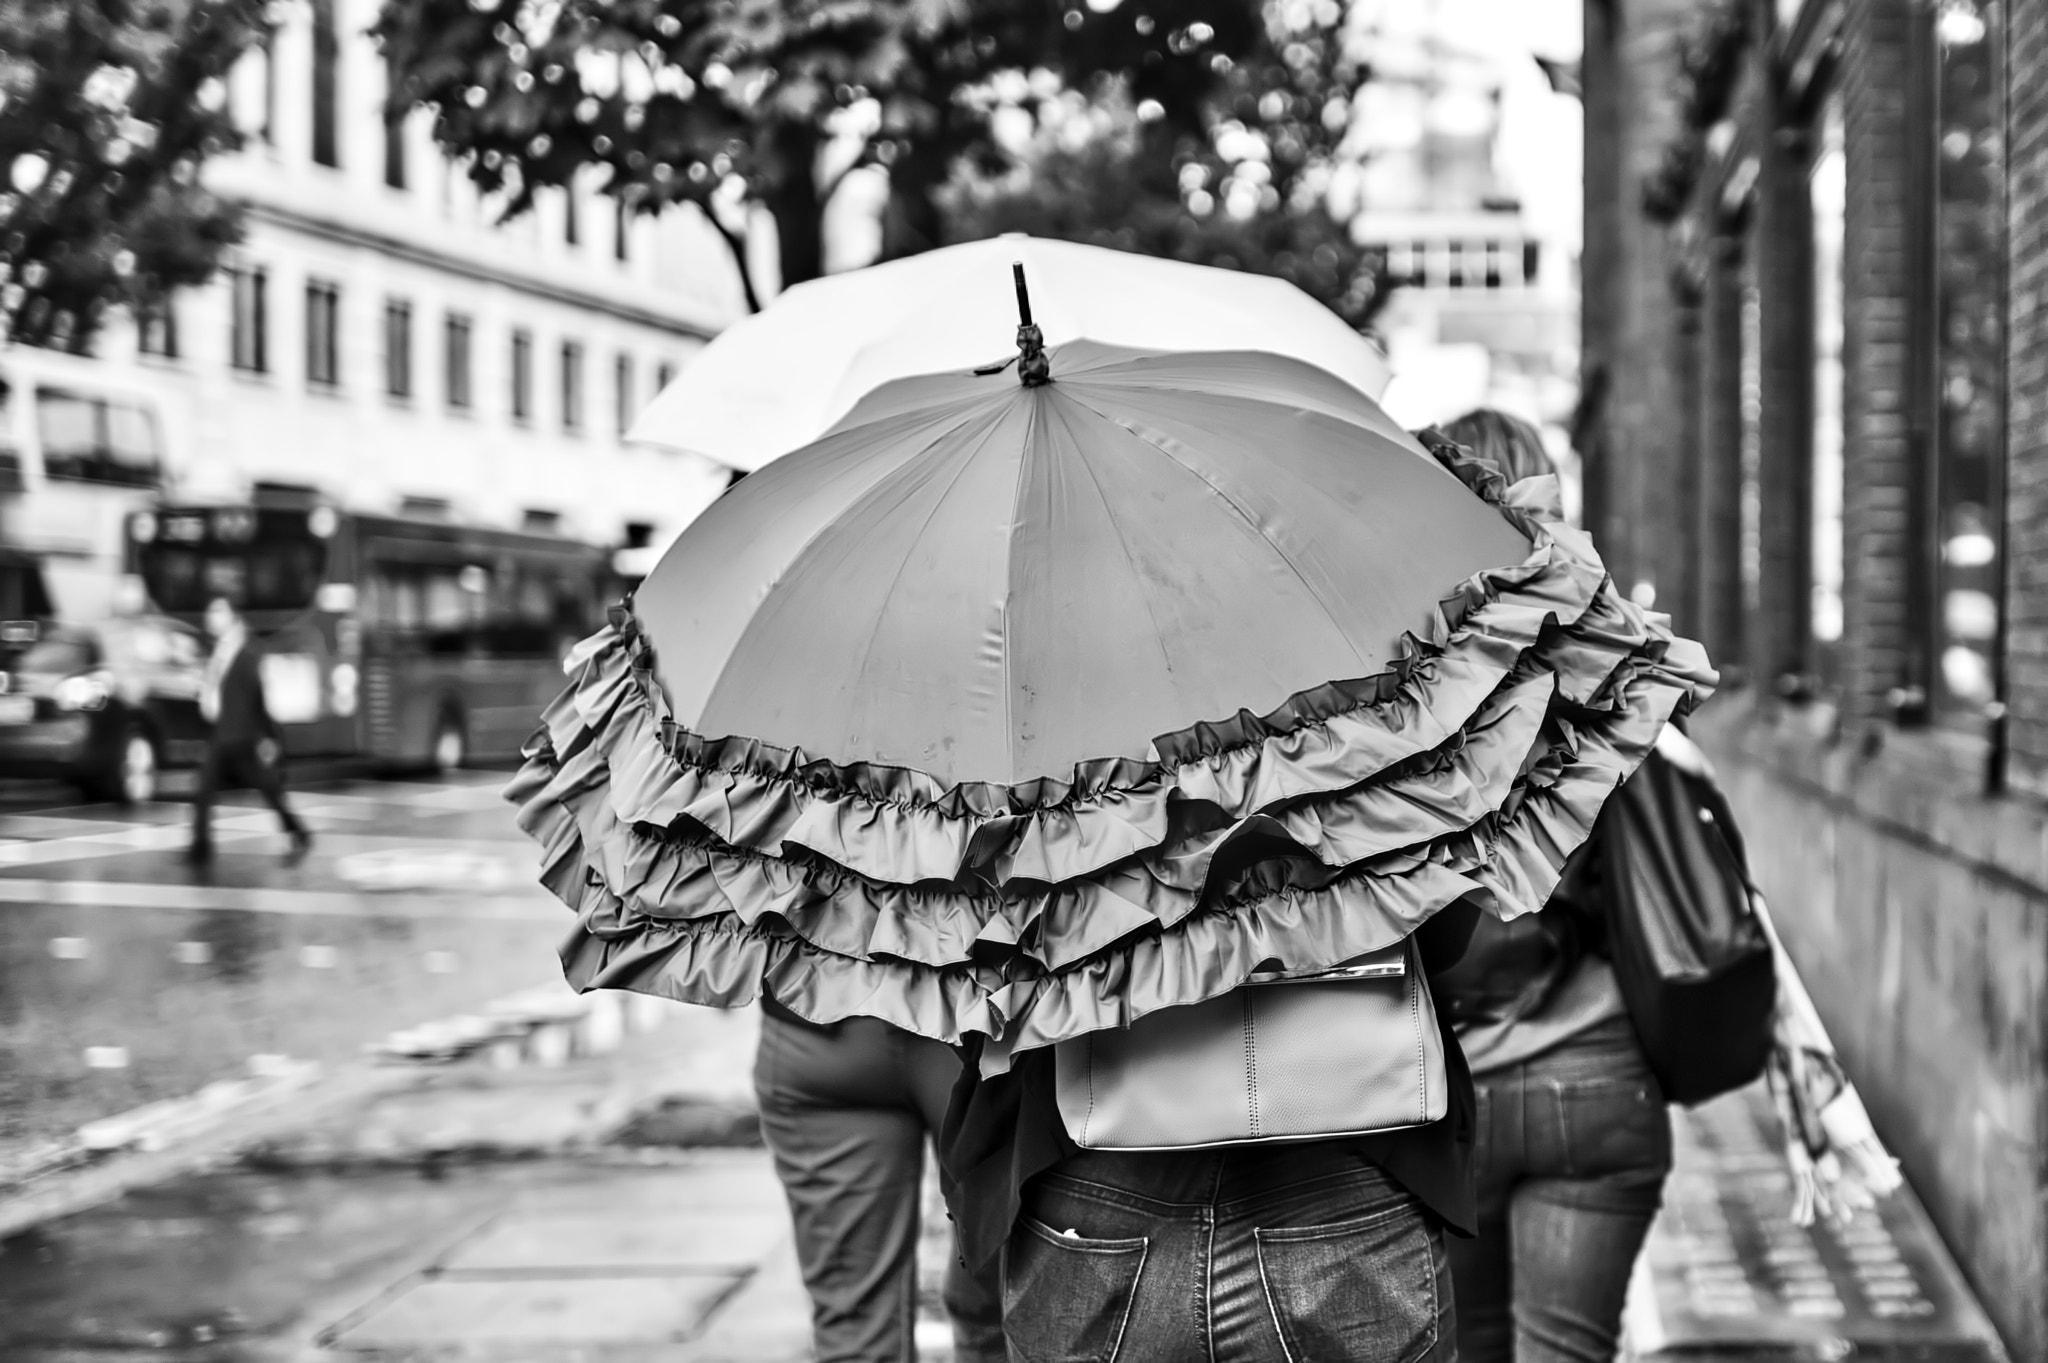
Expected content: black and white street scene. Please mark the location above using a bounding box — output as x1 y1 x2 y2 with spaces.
0 0 2038 1359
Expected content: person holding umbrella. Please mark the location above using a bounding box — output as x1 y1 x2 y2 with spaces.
509 271 1714 1358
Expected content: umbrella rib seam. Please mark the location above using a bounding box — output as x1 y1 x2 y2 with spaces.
1058 389 1373 675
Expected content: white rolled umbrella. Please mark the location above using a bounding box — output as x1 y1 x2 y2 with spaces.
628 235 1393 472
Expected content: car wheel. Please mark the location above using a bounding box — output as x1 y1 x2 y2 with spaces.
429 710 468 774
89 725 159 805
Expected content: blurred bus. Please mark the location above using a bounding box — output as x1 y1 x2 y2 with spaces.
0 347 185 621
125 500 609 769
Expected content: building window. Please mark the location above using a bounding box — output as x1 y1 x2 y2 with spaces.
229 265 268 373
305 280 341 388
561 340 584 431
1807 91 1846 680
384 113 407 190
511 329 533 422
445 312 473 410
1929 0 2006 719
1482 241 1504 288
137 296 178 359
230 37 274 144
400 495 451 520
655 360 676 394
615 353 635 437
564 184 580 246
384 299 412 398
311 0 339 168
522 508 562 534
1522 241 1542 286
614 201 629 263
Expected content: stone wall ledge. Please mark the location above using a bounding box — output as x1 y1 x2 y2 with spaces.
1692 689 2048 902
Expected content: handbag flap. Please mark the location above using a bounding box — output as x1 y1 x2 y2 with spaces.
1053 941 1446 1150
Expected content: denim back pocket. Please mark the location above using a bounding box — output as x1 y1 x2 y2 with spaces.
1254 1205 1441 1363
1552 1074 1672 1180
1004 1216 1150 1363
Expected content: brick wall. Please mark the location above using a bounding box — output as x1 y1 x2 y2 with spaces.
1581 0 1694 606
2006 0 2048 793
1835 0 1925 723
1698 237 1747 669
1753 94 1815 686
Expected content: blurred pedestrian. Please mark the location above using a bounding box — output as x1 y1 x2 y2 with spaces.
187 595 311 867
1430 408 1671 1363
755 1002 1005 1363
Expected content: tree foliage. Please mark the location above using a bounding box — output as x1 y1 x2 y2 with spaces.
0 0 269 351
373 0 1261 308
943 0 1390 329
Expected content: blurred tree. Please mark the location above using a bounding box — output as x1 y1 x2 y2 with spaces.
943 0 1390 329
373 0 1261 311
0 0 269 351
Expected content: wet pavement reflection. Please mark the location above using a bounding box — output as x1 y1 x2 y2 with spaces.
0 774 566 1152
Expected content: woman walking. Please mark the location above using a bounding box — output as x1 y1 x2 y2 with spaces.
942 902 1480 1363
1431 408 1674 1363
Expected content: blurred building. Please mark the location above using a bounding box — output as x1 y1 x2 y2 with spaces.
1584 0 2040 1353
1 0 740 618
1347 2 1580 456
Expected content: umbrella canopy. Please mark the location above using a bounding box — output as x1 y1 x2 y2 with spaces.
627 237 1395 473
637 342 1524 787
512 341 1714 1066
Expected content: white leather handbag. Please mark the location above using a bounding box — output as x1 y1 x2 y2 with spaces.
1052 939 1447 1150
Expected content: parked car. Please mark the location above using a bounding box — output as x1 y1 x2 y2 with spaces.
0 614 208 803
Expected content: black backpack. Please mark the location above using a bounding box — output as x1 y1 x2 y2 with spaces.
1590 747 1776 1106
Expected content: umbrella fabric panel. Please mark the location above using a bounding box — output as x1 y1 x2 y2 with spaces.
641 347 1531 787
634 391 1017 724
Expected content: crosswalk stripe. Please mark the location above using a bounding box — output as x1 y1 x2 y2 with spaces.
0 877 561 920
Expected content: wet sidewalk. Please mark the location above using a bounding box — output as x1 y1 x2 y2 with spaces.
0 990 2014 1363
0 1000 816 1363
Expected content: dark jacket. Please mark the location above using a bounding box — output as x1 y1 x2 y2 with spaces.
210 642 278 748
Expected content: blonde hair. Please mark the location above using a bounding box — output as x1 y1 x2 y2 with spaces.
1440 409 1553 486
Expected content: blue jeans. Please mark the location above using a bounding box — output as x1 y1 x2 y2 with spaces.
1007 1141 1455 1362
1446 1017 1672 1363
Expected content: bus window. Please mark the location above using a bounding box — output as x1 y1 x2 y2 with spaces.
0 379 20 488
0 558 55 621
366 560 476 654
137 541 323 613
36 387 163 487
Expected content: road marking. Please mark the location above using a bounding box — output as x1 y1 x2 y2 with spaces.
83 1047 130 1070
48 936 90 959
0 820 275 868
0 878 562 920
299 945 339 969
174 941 213 965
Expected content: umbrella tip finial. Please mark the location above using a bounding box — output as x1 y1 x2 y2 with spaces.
1012 262 1050 387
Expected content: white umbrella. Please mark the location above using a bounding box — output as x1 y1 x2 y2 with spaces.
629 235 1394 472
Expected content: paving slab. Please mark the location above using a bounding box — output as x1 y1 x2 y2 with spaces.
440 1210 786 1273
1625 1085 2009 1362
328 1275 745 1349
